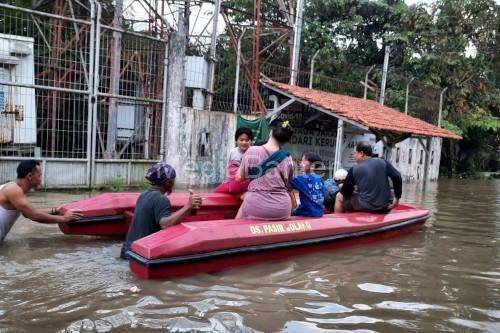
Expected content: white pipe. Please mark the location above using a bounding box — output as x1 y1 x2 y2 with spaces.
438 87 448 127
379 45 391 105
405 77 414 115
290 0 304 85
363 65 375 100
233 28 247 113
309 49 320 89
159 41 169 160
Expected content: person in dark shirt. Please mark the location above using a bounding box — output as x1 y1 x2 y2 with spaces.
120 163 202 259
334 141 402 214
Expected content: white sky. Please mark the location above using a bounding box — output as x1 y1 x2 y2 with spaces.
406 0 500 4
123 0 498 52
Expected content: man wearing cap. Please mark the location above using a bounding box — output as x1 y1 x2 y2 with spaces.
120 163 202 259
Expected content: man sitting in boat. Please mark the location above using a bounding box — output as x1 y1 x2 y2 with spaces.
235 120 294 220
0 160 83 242
120 163 202 259
334 141 402 214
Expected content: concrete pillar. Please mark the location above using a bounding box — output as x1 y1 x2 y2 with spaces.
164 5 188 171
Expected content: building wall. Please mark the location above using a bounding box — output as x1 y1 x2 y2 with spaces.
0 107 442 188
391 137 442 181
338 134 442 181
172 107 238 186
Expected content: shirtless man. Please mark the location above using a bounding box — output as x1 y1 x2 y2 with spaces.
0 160 83 241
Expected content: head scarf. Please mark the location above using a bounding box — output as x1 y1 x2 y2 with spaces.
145 163 176 185
334 169 348 181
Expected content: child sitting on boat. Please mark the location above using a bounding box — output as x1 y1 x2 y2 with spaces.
213 127 254 195
290 152 325 217
323 168 348 213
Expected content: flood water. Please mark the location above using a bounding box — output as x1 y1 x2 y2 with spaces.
1 179 500 332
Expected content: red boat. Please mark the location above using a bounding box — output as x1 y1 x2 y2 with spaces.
58 192 242 237
59 193 429 279
126 204 430 279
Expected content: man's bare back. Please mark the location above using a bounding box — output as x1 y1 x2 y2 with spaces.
0 160 83 241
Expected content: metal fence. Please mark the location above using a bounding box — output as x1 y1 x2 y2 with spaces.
0 1 168 187
211 54 441 126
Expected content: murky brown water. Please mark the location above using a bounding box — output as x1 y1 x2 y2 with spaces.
1 179 500 332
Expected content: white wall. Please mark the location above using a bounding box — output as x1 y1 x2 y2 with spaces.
0 33 36 144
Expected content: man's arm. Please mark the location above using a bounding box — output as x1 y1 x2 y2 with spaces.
7 186 82 223
386 161 402 209
159 195 202 229
340 168 355 197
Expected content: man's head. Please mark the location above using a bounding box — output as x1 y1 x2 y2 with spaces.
353 141 372 163
145 163 176 193
17 160 42 188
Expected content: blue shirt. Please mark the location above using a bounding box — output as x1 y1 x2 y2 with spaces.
290 174 324 217
324 178 340 195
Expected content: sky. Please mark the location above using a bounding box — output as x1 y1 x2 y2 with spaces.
405 0 500 4
123 0 499 47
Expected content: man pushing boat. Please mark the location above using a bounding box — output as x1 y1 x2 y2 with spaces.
0 160 83 242
120 162 202 259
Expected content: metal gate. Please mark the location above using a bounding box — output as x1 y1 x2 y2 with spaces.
0 1 169 187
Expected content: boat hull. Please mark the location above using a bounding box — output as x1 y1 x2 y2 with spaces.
127 205 430 279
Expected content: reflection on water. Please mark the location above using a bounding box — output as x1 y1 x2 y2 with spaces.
1 180 500 332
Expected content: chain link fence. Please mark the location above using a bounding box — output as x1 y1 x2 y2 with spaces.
0 1 169 187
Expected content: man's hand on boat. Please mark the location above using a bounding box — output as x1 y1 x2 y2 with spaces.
61 208 84 222
387 198 400 211
188 194 203 211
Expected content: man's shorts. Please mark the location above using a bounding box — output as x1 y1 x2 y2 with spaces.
343 194 390 214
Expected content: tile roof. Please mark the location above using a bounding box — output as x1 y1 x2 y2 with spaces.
263 80 462 140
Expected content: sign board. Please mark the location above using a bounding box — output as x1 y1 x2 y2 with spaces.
278 109 338 170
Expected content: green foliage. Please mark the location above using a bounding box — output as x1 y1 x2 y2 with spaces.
102 177 125 192
441 120 464 136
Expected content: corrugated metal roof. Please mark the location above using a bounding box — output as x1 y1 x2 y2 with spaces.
263 80 462 140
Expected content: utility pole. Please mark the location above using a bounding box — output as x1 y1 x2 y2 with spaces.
106 0 123 158
290 0 304 86
206 0 221 111
379 45 390 105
